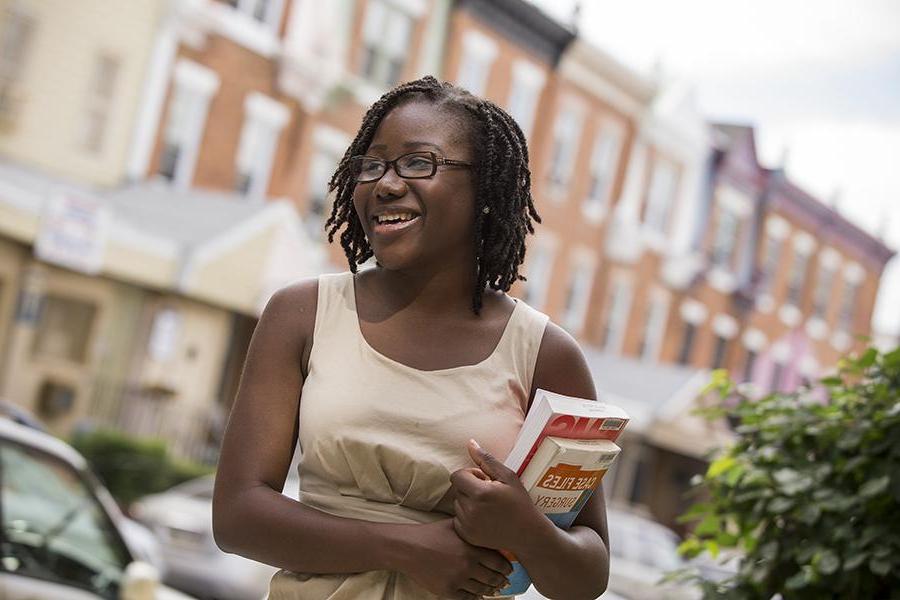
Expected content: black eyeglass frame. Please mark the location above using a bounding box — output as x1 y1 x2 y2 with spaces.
349 151 472 183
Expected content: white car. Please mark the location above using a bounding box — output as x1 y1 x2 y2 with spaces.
131 472 300 600
605 509 698 600
0 414 195 600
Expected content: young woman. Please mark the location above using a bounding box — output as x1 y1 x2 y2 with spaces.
212 76 610 600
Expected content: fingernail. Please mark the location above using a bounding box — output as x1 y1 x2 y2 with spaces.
470 438 482 449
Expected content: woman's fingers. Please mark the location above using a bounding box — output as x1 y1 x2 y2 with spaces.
476 548 514 576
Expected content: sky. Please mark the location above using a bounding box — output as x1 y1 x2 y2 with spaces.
530 0 900 335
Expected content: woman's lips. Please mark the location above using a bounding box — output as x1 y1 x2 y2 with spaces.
371 215 422 237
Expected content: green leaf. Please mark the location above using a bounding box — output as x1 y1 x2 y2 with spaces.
768 497 795 513
869 557 891 576
858 348 878 368
859 475 890 499
677 537 703 558
695 515 721 537
843 552 868 571
797 504 822 526
815 550 840 575
708 455 737 478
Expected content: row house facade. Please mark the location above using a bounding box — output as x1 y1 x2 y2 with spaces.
661 124 893 392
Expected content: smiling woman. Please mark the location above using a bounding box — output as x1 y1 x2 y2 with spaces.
212 76 612 600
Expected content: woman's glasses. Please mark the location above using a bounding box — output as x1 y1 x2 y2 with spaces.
349 151 471 183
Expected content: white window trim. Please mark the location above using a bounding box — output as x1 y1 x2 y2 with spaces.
546 96 586 200
522 234 558 311
805 316 829 340
640 156 681 249
600 270 635 354
712 314 738 339
582 119 624 224
457 29 498 96
843 261 865 284
306 124 352 224
639 287 670 362
772 341 791 363
679 298 708 325
561 248 597 335
742 328 767 352
163 59 220 190
778 303 803 327
236 92 290 201
506 59 545 139
203 0 285 58
780 232 816 317
792 230 817 255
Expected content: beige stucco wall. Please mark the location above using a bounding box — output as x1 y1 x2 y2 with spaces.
185 225 277 314
0 0 165 187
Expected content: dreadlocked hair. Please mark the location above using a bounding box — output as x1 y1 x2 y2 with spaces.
324 75 541 315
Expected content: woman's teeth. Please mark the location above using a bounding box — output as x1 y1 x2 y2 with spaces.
375 212 416 224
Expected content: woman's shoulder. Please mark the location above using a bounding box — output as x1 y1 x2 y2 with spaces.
531 318 596 401
261 277 320 341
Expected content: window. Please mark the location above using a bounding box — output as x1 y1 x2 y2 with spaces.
0 5 35 122
677 322 696 365
759 234 782 294
31 295 97 363
505 60 544 139
523 240 556 310
742 349 757 382
235 92 289 201
306 148 340 235
583 124 623 219
785 248 810 307
599 276 633 354
637 291 669 362
643 157 678 235
360 0 413 88
1 441 132 598
547 107 583 190
456 30 496 96
812 263 835 319
711 335 729 369
561 256 595 333
225 0 284 29
770 361 785 392
158 61 219 188
710 207 740 269
80 53 120 154
837 279 860 333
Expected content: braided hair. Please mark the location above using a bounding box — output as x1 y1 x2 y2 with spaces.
324 75 540 314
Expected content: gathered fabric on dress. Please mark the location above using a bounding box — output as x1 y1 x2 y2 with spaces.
268 271 548 600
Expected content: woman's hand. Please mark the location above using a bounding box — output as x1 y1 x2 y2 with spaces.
398 518 512 599
450 439 543 553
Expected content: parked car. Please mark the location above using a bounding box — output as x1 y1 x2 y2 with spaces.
606 509 698 600
131 470 300 600
0 413 195 600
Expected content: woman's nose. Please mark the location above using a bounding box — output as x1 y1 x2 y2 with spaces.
374 168 408 200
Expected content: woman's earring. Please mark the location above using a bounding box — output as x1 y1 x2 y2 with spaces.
482 206 490 215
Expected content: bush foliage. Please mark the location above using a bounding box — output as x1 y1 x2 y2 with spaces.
71 428 213 506
676 346 900 599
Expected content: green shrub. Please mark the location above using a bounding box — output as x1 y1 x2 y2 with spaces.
675 346 900 599
71 428 213 506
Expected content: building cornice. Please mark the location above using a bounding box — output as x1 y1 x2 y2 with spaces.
455 0 575 66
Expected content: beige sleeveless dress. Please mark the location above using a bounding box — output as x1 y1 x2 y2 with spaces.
268 271 549 599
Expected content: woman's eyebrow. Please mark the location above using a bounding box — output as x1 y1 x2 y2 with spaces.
367 141 444 152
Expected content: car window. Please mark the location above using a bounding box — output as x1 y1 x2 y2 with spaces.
1 440 132 599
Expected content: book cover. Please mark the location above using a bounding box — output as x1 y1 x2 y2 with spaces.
490 390 628 597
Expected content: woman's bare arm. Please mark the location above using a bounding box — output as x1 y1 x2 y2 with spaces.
211 280 511 597
451 322 610 599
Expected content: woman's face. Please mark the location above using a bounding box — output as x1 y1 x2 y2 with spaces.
352 100 476 273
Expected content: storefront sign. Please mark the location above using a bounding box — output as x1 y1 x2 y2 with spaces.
34 191 111 275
